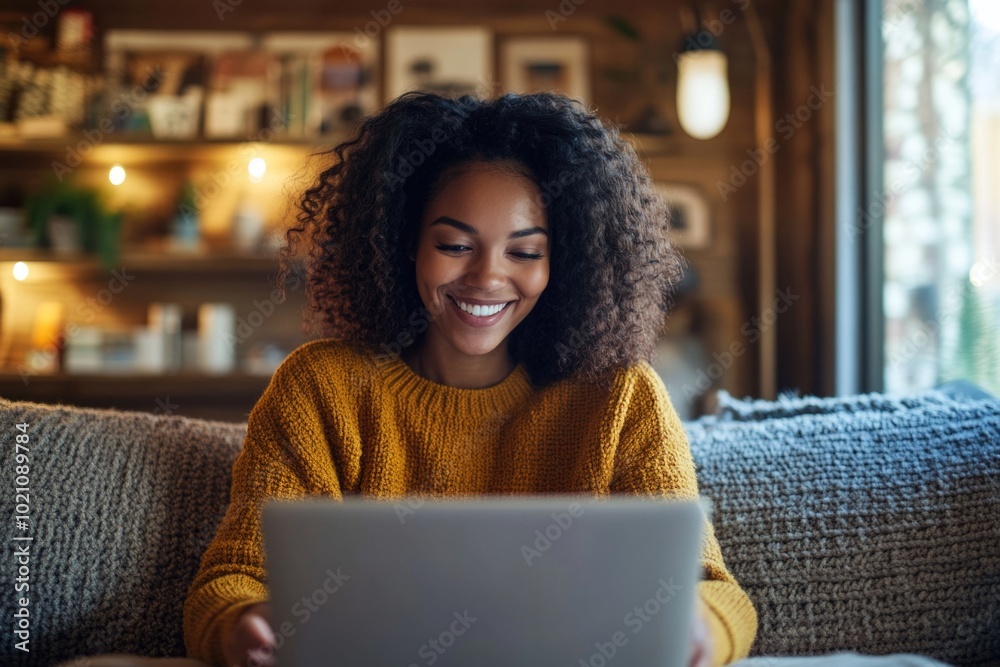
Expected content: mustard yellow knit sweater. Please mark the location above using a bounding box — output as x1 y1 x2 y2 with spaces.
183 339 757 667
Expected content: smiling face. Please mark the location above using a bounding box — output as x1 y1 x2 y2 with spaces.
409 160 551 367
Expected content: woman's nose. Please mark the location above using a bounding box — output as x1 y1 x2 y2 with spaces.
465 250 507 290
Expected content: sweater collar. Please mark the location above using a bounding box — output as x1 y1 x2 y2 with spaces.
375 351 534 417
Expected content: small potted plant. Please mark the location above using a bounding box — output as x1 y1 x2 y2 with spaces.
26 178 122 268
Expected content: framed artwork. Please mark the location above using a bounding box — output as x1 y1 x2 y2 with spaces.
499 36 590 106
654 183 712 249
384 26 493 103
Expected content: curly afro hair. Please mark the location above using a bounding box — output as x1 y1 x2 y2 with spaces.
277 90 687 389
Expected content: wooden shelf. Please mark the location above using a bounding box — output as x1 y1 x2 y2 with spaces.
0 135 347 152
0 131 686 155
0 248 303 273
0 371 272 422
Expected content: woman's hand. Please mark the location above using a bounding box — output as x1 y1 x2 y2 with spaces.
224 602 276 667
687 600 715 667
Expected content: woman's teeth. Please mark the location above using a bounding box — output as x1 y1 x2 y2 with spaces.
451 297 510 317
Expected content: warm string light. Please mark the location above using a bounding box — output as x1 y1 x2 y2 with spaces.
109 164 126 185
248 157 266 183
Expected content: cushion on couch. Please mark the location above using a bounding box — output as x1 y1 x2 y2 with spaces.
0 397 246 667
685 389 1000 665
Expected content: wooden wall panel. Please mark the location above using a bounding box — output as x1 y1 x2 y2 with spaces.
771 0 837 397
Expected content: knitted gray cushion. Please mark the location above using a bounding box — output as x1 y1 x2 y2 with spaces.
0 397 246 667
685 389 1000 666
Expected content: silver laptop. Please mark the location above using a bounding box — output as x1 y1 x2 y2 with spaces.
261 495 706 667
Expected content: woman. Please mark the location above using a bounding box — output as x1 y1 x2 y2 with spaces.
182 91 757 667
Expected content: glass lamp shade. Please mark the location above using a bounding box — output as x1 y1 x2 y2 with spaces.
676 49 731 140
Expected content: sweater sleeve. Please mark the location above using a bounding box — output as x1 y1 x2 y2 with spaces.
182 353 344 667
608 363 757 666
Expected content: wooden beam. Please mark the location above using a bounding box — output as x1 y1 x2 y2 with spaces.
745 2 777 400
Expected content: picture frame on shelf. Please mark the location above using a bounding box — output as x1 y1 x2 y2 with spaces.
259 32 380 138
384 26 494 103
499 35 590 107
653 182 712 250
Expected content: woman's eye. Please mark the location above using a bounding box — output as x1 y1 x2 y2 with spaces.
434 245 544 260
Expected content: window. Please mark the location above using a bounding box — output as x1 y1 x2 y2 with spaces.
881 0 1000 395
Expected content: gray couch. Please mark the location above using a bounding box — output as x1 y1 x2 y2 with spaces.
1 386 998 667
